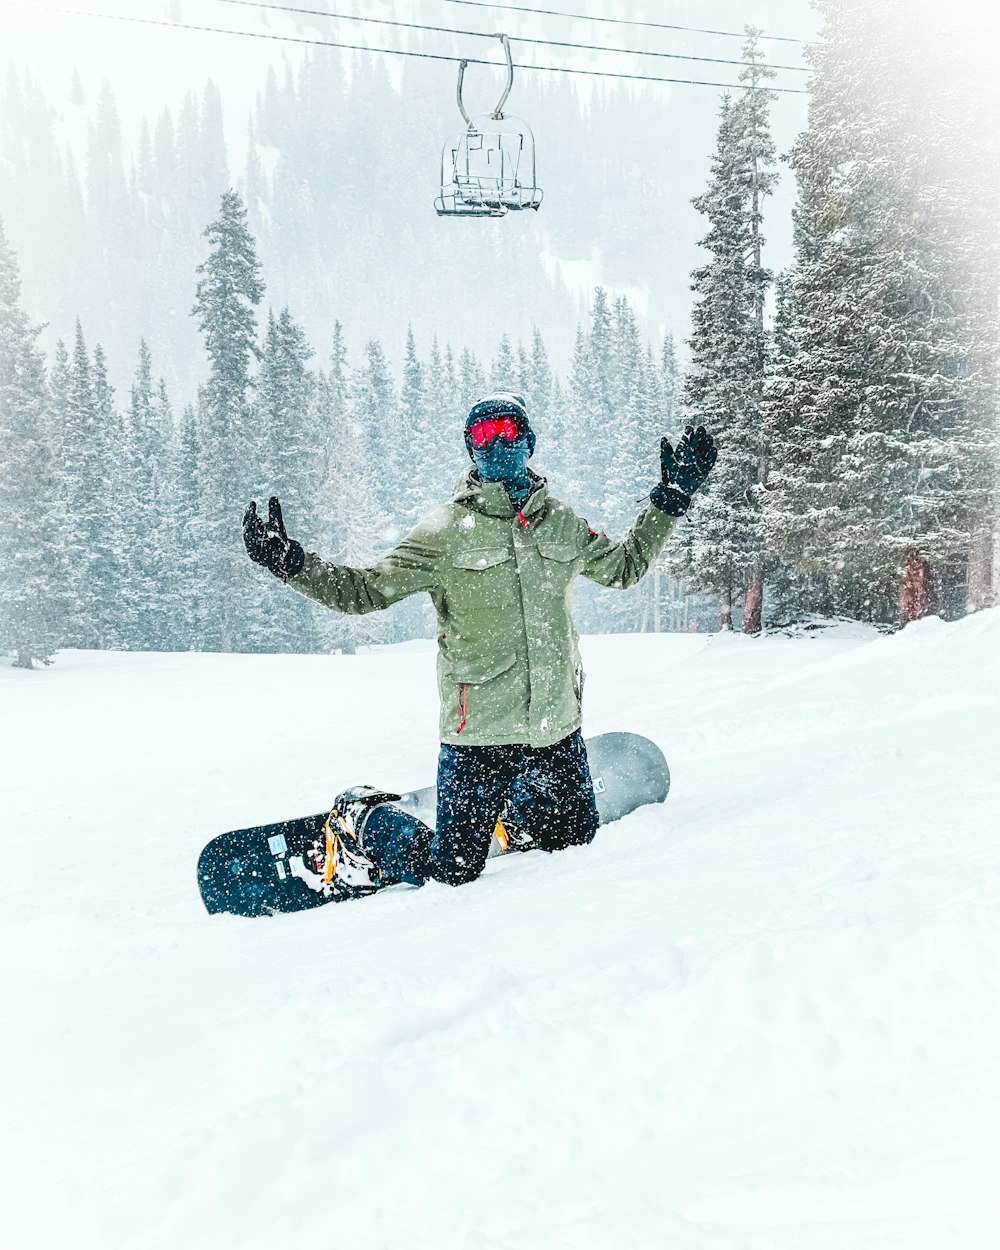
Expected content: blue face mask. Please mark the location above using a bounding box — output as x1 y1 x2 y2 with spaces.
472 435 532 490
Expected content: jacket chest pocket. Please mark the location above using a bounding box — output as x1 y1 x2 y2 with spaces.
447 546 515 612
451 547 512 572
536 540 578 586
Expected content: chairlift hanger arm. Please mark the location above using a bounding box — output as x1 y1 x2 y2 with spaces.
493 34 515 120
457 61 472 126
457 33 516 126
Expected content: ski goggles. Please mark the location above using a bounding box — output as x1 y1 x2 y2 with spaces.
467 416 523 449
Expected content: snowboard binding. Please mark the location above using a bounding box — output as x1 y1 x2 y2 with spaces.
301 786 403 896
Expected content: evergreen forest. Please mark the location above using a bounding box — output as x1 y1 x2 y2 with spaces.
1 0 996 668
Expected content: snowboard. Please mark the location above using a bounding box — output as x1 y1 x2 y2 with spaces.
198 731 669 918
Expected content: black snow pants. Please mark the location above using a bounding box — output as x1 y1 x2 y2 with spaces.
364 730 600 887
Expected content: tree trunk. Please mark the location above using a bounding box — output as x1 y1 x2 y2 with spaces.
13 651 34 669
719 587 733 631
742 562 764 634
899 550 928 623
967 526 995 612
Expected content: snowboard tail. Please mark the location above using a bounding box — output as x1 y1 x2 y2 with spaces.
198 732 669 918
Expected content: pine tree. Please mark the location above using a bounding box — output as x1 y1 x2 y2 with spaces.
191 189 265 650
258 306 315 516
588 287 614 432
199 81 229 216
312 323 357 654
606 296 645 526
153 109 178 204
516 341 531 406
564 326 593 509
734 29 778 631
763 0 998 625
252 305 318 652
151 375 180 647
399 325 429 525
91 342 128 648
315 320 350 553
353 337 398 553
661 333 679 431
0 218 67 667
425 335 448 423
331 340 394 650
444 345 460 417
490 334 517 392
49 319 110 647
566 290 616 517
244 118 268 231
457 347 487 415
173 403 207 649
395 325 446 638
759 268 819 620
525 326 554 432
118 339 174 649
670 35 777 632
136 119 155 198
605 302 665 631
424 335 465 499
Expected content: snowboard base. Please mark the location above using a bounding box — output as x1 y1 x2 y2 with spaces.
198 732 669 918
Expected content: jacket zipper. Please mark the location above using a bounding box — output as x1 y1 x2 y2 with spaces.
454 511 527 735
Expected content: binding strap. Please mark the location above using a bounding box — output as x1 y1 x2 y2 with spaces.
322 807 376 887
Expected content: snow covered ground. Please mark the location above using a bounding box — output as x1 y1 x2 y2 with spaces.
2 613 999 1249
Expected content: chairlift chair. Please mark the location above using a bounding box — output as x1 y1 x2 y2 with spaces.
436 35 543 218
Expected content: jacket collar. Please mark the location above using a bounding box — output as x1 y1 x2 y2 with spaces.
453 468 548 519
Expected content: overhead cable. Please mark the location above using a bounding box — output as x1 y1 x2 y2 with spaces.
1 3 808 94
441 0 814 46
214 0 809 74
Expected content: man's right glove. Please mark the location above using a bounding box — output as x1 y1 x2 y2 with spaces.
242 496 305 582
651 424 718 517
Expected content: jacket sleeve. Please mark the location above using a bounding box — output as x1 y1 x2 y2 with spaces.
576 502 678 590
286 520 444 615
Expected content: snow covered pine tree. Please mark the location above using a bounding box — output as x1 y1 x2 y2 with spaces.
669 30 777 633
0 219 67 668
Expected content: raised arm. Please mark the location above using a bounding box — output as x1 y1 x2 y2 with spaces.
579 425 717 589
242 496 442 616
578 504 678 590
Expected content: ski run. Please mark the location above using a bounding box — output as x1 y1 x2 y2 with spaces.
2 610 999 1249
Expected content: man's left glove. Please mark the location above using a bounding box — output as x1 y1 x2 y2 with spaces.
242 496 305 582
651 424 718 517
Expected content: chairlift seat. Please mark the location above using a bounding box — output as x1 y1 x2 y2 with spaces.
436 115 544 218
435 36 543 219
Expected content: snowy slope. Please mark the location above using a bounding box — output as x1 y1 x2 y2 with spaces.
1 614 999 1249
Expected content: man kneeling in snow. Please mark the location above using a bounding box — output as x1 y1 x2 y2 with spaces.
243 394 716 890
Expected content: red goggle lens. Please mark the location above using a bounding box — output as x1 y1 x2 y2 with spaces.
469 417 521 449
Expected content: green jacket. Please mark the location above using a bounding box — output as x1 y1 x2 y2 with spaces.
288 471 677 747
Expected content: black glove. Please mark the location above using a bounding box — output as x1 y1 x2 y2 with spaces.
651 425 718 516
242 496 305 582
